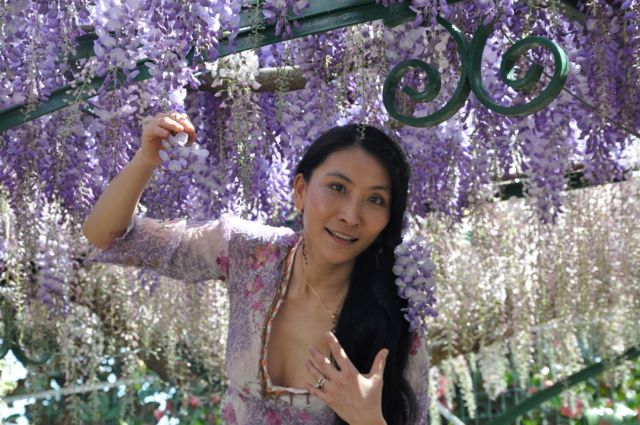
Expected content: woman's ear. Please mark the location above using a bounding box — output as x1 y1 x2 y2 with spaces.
292 173 306 211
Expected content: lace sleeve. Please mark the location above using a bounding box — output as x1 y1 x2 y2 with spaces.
86 214 232 283
405 332 430 425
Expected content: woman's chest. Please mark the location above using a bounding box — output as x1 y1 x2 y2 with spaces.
267 300 334 389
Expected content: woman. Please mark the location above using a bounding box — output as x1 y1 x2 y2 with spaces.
83 112 429 425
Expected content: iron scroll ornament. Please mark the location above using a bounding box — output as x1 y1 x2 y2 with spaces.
383 15 570 127
383 15 471 127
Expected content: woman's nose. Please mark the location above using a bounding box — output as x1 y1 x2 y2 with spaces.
338 200 361 226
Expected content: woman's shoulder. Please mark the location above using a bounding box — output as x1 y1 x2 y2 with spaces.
220 213 298 247
221 214 299 285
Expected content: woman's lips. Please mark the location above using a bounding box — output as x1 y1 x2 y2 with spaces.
325 228 357 245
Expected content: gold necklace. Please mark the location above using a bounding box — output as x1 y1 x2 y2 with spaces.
300 241 344 328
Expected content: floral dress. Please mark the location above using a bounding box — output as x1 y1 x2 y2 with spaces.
88 213 430 424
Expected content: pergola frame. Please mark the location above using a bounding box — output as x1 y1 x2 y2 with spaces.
0 0 576 132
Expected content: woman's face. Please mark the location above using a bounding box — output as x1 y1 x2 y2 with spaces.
294 146 391 267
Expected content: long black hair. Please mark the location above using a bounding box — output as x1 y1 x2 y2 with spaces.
294 124 417 425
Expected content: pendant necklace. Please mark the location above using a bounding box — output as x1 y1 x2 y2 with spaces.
300 240 345 330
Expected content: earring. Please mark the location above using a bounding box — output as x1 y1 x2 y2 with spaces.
297 208 304 227
302 236 309 267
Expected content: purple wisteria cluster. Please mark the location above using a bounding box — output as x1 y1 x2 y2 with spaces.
159 132 209 173
0 1 90 109
31 193 74 319
263 0 310 38
392 214 438 337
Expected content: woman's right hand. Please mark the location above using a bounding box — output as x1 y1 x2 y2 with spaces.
139 111 197 167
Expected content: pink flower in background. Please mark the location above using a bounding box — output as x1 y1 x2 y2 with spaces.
189 395 200 408
210 393 222 405
560 399 583 419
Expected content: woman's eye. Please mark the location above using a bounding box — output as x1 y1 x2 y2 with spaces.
370 196 386 206
330 183 345 192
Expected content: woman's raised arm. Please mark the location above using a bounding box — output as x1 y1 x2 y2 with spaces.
82 112 195 249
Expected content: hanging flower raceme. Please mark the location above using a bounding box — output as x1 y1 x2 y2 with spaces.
32 194 75 319
159 132 209 173
393 214 438 337
263 0 310 38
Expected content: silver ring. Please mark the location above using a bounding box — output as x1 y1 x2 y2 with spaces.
315 377 326 389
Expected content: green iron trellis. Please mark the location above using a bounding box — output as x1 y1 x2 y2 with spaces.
3 1 629 423
0 0 572 132
382 14 568 127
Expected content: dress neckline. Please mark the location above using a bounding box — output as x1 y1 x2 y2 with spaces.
259 236 310 398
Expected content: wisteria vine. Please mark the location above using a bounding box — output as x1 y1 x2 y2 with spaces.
1 0 639 420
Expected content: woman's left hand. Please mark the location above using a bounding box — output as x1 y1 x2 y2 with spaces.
305 332 388 425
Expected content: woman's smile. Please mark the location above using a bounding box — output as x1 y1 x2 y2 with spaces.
325 227 358 245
